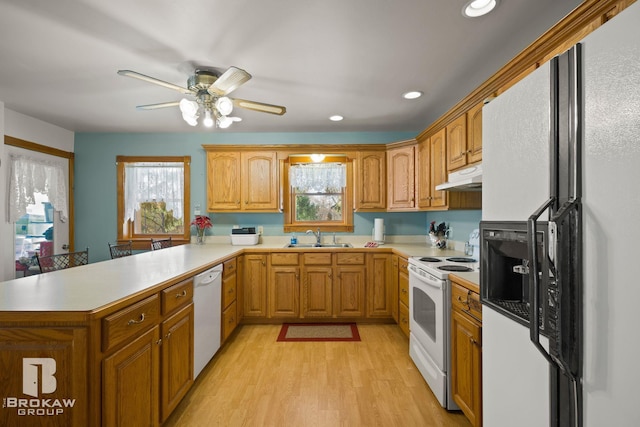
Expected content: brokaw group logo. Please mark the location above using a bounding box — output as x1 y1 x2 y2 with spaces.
2 358 76 417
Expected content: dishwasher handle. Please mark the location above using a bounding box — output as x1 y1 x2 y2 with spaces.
194 265 223 286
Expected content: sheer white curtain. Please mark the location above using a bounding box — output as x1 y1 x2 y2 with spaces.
9 154 68 223
124 162 184 223
289 163 346 191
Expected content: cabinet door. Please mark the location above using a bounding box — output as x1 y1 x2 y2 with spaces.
467 102 483 165
334 265 365 317
366 254 393 318
446 114 468 171
242 151 278 211
387 145 416 210
207 152 241 211
244 254 268 317
430 129 448 208
161 304 194 423
451 310 482 427
269 266 300 318
416 138 432 208
222 300 237 343
104 326 160 427
356 151 386 210
301 266 333 317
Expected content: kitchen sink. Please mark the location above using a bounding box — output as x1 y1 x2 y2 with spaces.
284 243 353 248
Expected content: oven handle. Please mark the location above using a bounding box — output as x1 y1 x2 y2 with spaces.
527 197 555 366
408 264 443 290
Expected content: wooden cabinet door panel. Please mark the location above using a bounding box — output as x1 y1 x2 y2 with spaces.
103 326 160 427
366 254 393 318
447 114 468 171
430 129 448 208
417 138 432 208
356 151 386 210
302 267 333 317
242 152 278 210
207 152 241 210
387 145 415 210
451 309 482 427
334 266 365 317
243 255 268 317
161 304 194 422
269 267 300 318
467 102 483 164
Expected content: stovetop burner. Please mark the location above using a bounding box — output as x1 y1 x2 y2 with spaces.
419 257 442 262
438 265 474 272
446 257 477 263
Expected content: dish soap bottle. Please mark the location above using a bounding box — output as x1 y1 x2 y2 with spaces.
290 233 297 245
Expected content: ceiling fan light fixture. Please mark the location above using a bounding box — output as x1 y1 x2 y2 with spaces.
215 96 234 116
182 113 198 126
217 115 232 129
203 110 215 128
462 0 498 18
179 98 199 116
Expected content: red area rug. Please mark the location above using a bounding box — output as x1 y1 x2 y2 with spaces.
277 323 361 342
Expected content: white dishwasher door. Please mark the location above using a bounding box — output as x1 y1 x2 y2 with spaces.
193 264 223 379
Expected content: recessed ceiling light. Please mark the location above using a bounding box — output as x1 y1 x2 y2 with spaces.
462 0 498 18
329 115 344 122
403 91 423 100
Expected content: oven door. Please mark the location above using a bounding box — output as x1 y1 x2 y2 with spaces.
408 264 445 370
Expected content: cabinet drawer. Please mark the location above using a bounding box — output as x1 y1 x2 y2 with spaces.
222 300 237 343
399 301 410 337
103 294 161 352
222 274 237 310
223 258 237 278
399 273 409 307
303 252 332 265
399 257 409 271
335 252 365 265
452 282 482 321
271 253 299 265
161 279 193 315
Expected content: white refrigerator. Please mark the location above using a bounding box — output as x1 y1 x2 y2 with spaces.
481 2 640 426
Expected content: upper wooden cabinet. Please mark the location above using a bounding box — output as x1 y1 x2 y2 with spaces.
446 106 482 172
206 151 278 212
387 142 416 211
417 129 447 209
355 150 386 211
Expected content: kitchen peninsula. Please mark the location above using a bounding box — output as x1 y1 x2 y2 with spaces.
0 241 463 426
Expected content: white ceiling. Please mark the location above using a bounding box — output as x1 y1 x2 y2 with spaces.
0 0 583 134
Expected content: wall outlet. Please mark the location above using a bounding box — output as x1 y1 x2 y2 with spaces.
258 226 264 235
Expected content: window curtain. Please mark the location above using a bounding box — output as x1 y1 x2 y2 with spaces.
9 154 68 223
124 162 184 223
289 163 346 191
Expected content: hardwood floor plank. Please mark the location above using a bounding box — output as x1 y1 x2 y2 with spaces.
164 324 471 427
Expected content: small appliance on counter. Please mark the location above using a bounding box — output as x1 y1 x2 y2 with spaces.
230 227 259 245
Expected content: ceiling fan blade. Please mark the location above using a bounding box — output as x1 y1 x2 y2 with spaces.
208 66 251 96
136 101 181 110
232 98 286 115
118 70 192 95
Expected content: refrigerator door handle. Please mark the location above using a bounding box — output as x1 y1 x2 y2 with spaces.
527 198 556 366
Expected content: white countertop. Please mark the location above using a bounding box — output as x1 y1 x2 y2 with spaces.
0 240 465 313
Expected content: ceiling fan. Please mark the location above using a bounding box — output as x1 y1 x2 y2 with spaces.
117 66 286 129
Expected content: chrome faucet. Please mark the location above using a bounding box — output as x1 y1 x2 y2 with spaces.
306 228 322 246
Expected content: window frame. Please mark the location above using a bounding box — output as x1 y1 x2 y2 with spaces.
283 155 354 233
116 155 191 249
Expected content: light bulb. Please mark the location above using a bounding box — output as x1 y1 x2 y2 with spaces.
179 98 199 116
217 115 232 129
215 96 234 116
203 110 214 128
182 113 198 126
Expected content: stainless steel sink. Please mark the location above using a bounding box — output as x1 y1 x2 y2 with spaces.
284 243 352 248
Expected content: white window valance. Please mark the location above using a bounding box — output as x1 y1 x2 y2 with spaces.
124 162 184 223
9 154 68 223
289 163 346 191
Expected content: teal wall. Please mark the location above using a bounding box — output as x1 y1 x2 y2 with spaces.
74 131 480 261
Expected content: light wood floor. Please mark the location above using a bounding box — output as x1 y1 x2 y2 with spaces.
164 324 471 427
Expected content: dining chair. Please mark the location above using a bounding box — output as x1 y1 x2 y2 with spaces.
36 248 89 273
150 237 172 251
108 241 133 259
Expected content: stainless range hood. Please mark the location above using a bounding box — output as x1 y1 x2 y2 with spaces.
435 163 482 191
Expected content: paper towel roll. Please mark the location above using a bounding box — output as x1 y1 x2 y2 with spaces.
373 218 385 242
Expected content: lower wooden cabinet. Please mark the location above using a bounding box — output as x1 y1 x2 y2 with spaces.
398 256 410 337
222 300 237 343
334 265 365 317
243 254 268 317
269 266 300 317
366 253 393 318
301 265 333 317
222 257 238 343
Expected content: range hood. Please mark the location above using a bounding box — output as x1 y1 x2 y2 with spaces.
435 163 482 191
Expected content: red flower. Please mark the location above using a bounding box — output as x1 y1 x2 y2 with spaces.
190 215 213 231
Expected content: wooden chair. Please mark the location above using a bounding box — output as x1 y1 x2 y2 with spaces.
109 241 133 259
150 237 172 251
36 248 89 273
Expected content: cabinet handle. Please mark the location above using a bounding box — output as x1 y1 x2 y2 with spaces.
228 288 234 294
127 313 145 325
176 290 187 298
236 200 240 204
156 338 162 345
245 201 248 205
401 289 408 294
165 331 172 340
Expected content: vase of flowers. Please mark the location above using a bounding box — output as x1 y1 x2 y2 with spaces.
190 215 212 244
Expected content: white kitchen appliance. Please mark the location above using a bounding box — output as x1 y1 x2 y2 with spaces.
408 255 478 409
481 3 640 426
193 264 223 379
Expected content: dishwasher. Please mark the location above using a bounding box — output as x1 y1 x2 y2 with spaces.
193 264 223 379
